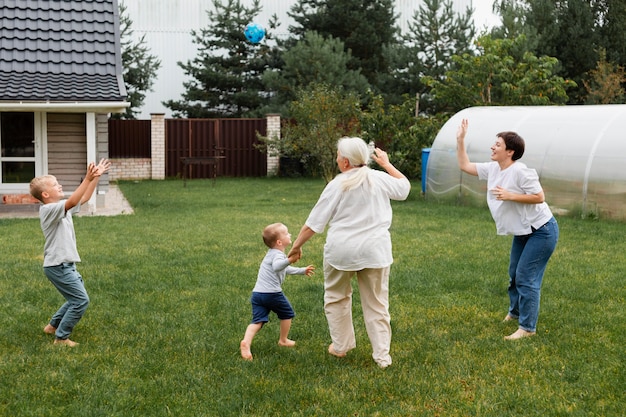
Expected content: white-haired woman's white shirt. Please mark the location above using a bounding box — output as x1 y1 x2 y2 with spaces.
305 168 410 271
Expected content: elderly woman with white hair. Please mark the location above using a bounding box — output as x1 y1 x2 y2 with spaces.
288 137 410 369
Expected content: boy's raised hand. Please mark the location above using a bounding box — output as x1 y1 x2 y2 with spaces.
84 159 110 181
94 158 111 176
304 265 315 276
84 162 98 181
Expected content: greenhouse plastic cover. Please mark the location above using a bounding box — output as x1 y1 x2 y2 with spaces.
425 105 626 220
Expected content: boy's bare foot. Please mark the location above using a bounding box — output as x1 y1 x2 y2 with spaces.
54 338 78 347
240 340 253 361
43 324 57 335
278 339 296 347
504 328 536 340
328 343 346 358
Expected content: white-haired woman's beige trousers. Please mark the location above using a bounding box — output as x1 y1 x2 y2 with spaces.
323 261 392 367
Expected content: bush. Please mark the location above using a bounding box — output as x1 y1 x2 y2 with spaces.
360 94 449 179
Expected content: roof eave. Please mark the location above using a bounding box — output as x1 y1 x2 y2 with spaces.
0 101 130 113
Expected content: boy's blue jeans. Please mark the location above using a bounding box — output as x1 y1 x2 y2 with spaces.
43 263 90 340
507 217 559 333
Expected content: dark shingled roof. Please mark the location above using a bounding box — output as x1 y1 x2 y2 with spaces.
0 0 126 102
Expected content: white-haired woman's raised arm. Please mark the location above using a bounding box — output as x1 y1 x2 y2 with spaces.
371 148 406 179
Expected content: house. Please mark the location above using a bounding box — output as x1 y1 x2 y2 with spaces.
0 0 128 214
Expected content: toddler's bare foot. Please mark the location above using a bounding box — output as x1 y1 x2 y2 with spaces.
278 339 296 347
43 324 57 335
504 328 536 340
54 338 78 347
240 340 253 361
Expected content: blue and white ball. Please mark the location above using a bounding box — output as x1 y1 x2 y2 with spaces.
244 22 265 43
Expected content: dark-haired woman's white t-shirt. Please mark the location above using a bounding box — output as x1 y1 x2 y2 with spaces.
476 161 553 236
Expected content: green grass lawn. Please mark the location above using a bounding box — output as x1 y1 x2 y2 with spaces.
0 177 623 416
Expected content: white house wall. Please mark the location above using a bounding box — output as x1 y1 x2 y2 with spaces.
124 0 498 119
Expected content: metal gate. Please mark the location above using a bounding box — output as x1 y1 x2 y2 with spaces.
166 118 267 179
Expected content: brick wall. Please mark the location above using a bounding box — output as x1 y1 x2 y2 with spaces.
2 194 39 204
266 114 280 176
109 158 152 180
150 113 165 180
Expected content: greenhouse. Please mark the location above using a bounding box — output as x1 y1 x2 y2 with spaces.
425 105 626 221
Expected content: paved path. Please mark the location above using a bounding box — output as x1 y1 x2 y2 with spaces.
0 184 133 219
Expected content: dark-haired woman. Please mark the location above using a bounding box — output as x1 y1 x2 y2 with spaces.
456 119 559 340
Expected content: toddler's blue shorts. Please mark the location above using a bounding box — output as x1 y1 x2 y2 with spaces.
250 291 295 323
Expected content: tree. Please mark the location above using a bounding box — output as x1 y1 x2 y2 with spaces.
114 1 161 119
164 0 277 118
584 48 626 104
262 31 370 115
394 0 475 114
490 0 539 53
288 0 398 91
594 0 626 74
271 83 362 182
545 0 598 103
492 0 598 104
359 93 446 179
409 0 475 81
424 34 575 114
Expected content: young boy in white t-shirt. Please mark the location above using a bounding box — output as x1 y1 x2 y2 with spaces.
30 159 110 347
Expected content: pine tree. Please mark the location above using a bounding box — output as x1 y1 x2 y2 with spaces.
410 0 474 80
547 0 598 103
114 1 161 119
288 0 398 90
490 0 539 53
164 0 276 118
401 0 475 113
262 31 369 115
594 0 626 70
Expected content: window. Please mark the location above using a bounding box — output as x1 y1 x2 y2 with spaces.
0 112 35 183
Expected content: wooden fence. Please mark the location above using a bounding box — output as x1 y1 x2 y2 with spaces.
109 119 151 158
109 118 268 178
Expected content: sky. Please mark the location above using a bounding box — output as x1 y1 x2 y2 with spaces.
472 0 501 30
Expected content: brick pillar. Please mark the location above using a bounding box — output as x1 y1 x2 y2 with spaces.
266 114 281 176
151 113 165 180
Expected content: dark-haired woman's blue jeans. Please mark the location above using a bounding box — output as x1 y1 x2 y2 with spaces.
507 217 559 333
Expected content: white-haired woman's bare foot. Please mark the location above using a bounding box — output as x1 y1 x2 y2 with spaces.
328 343 346 358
